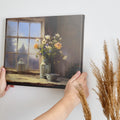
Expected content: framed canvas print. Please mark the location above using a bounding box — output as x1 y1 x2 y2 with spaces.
4 14 84 89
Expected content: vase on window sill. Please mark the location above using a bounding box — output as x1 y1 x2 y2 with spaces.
44 58 51 74
40 56 46 78
46 63 51 74
17 58 25 73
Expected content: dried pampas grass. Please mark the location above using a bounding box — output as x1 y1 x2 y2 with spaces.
76 85 91 120
91 40 120 120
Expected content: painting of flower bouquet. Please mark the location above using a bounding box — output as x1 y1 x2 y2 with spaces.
34 33 67 79
4 15 84 88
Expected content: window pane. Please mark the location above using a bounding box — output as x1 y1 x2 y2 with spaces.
5 53 17 68
6 38 17 52
29 39 40 54
18 39 28 53
29 55 39 70
19 22 29 37
7 21 17 36
17 54 28 68
30 23 41 37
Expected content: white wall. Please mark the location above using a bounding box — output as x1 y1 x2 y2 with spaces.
0 0 120 120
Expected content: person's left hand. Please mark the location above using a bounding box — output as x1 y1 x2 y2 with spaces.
0 67 14 97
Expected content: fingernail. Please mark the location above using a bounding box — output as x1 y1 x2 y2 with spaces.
76 71 80 75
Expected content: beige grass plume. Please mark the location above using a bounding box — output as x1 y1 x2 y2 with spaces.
76 84 91 120
91 40 120 120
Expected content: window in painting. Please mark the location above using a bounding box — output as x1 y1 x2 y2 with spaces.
5 19 44 71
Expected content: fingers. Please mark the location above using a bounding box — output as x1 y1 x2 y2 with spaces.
0 67 2 78
10 85 14 88
76 72 87 82
0 91 6 98
69 71 81 82
5 85 14 91
5 85 10 91
80 72 87 79
0 66 3 70
73 72 87 90
1 85 14 97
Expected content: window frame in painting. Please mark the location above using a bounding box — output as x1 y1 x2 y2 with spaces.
4 18 45 74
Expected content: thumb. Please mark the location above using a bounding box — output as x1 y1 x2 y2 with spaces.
1 68 6 80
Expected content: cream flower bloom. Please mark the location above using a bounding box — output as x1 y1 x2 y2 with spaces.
46 45 52 50
45 35 50 40
42 39 47 44
53 39 57 43
55 33 60 37
36 39 39 42
59 37 62 41
63 56 67 60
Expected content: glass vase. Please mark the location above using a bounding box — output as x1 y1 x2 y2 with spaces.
40 56 46 78
46 63 51 74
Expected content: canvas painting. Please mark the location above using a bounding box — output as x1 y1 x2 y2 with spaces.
4 15 84 88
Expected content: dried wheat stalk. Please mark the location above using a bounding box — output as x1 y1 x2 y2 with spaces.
76 85 91 120
91 40 120 120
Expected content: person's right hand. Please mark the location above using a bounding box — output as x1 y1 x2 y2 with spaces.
35 71 89 120
64 71 89 107
0 67 14 97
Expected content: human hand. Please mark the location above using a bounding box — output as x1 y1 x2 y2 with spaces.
0 67 14 97
35 71 89 120
64 71 89 107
